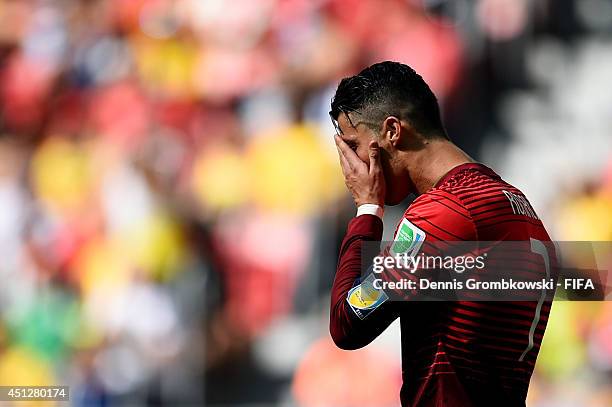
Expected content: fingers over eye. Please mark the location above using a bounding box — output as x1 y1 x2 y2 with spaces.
335 136 352 164
335 138 350 172
336 136 364 168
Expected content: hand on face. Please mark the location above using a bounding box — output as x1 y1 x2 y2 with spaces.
335 135 386 207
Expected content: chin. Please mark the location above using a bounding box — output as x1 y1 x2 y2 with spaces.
384 189 412 206
384 195 403 206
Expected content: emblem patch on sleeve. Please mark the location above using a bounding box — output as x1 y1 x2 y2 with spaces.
346 273 389 320
390 218 426 256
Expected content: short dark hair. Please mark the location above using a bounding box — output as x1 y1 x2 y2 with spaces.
330 61 447 139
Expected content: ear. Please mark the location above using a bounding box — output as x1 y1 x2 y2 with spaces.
381 116 402 147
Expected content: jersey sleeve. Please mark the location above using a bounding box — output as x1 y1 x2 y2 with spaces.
329 214 399 350
392 191 478 298
329 191 476 350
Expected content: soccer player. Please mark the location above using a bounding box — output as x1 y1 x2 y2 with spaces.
329 61 554 406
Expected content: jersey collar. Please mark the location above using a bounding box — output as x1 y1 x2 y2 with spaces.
433 162 500 189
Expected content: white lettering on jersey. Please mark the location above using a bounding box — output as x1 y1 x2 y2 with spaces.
503 190 539 220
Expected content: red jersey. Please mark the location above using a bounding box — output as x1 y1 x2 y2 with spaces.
330 163 555 407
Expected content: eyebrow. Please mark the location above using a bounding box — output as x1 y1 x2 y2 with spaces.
330 109 362 136
339 118 361 138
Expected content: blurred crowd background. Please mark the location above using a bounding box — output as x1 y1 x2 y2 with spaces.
0 0 610 406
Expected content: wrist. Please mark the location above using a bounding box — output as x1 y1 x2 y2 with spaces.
356 203 384 219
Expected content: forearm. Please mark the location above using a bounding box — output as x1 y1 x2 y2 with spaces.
330 214 395 349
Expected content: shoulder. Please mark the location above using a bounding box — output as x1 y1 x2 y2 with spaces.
434 164 508 205
398 164 512 242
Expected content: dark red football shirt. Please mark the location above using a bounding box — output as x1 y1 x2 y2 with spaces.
330 163 555 407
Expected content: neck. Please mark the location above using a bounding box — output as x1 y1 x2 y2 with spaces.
406 139 474 195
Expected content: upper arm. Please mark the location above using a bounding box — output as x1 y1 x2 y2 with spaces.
329 192 475 350
378 192 477 303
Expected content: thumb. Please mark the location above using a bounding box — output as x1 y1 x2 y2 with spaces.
368 140 381 174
